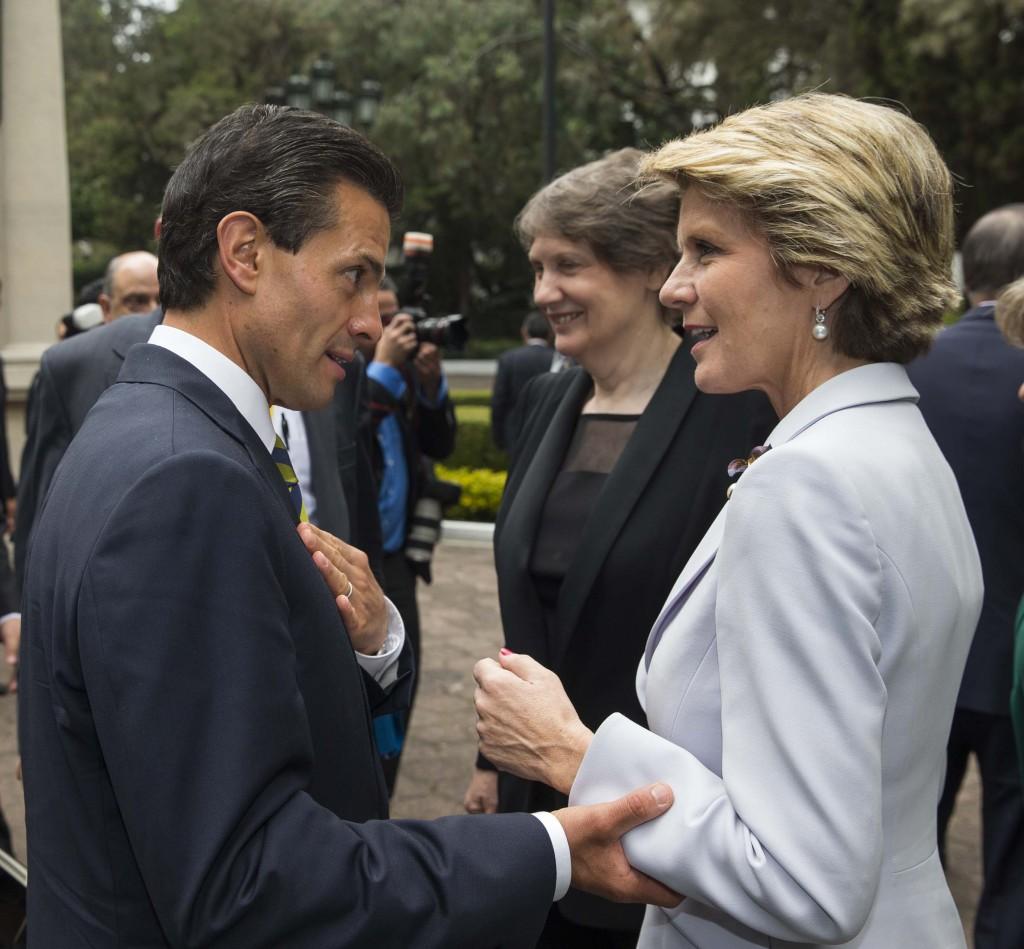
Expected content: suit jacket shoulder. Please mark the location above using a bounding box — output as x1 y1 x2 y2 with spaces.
15 310 162 588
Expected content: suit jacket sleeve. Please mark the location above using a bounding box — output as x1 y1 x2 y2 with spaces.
570 446 885 945
15 362 73 591
79 451 552 948
415 386 457 462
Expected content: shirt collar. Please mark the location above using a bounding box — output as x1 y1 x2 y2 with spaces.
148 323 277 453
766 362 919 447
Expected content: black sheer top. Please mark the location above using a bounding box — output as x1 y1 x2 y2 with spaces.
529 413 640 611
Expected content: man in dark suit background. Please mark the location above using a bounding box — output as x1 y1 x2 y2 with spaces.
491 309 555 451
17 104 676 947
908 203 1024 949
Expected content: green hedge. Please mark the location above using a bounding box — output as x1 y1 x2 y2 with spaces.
435 389 508 522
437 465 507 522
445 401 508 472
451 388 492 407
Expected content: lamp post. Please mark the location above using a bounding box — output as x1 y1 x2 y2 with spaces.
542 0 556 183
265 54 381 129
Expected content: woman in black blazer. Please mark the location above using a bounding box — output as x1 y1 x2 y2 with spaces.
464 149 774 947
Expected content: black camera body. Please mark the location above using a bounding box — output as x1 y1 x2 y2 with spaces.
401 306 470 351
399 231 470 353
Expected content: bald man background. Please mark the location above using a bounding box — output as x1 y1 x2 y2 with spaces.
98 250 159 322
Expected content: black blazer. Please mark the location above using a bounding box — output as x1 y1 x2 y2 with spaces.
491 342 555 451
491 342 774 927
907 304 1024 715
493 342 775 794
15 312 382 587
18 343 553 948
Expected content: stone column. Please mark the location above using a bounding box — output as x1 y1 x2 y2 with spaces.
0 0 73 394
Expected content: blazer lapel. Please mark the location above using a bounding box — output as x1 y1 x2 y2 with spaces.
643 504 727 668
550 345 698 671
495 372 591 664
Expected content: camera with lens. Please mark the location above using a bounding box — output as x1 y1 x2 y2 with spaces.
399 306 470 351
399 232 470 354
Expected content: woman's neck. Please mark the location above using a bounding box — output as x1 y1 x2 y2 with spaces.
582 320 681 415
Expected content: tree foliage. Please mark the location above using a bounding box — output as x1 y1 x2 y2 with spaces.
61 0 1024 327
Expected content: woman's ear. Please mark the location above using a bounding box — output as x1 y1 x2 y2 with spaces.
216 212 263 296
813 268 851 312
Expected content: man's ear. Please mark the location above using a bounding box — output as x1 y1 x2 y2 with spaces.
216 212 264 297
812 268 850 311
98 293 113 323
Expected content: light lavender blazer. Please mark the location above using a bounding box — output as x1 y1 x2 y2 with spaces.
571 363 982 948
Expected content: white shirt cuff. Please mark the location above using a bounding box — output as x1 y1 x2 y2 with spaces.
354 597 405 687
532 811 571 901
0 613 19 626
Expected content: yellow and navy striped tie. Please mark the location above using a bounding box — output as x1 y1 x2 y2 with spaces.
271 433 309 523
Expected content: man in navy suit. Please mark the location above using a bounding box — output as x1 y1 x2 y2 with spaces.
17 104 676 947
908 203 1024 949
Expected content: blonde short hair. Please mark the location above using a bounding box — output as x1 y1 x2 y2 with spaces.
643 93 958 363
996 277 1024 348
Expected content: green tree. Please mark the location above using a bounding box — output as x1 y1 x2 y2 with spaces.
60 0 1024 315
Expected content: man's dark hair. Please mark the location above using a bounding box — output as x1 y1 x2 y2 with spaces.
962 204 1024 299
159 104 403 311
522 310 551 342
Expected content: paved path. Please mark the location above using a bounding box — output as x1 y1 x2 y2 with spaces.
0 539 984 943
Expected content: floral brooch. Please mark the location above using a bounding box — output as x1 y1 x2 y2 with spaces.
726 444 770 499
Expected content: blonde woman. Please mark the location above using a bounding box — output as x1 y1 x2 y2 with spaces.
466 149 774 947
475 94 984 948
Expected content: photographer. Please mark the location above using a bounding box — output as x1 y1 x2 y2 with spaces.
367 276 457 792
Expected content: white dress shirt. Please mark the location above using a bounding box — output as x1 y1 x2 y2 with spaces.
148 324 404 685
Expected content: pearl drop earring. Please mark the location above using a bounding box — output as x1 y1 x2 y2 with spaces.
812 305 829 341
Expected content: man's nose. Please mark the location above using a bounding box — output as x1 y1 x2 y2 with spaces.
355 296 384 344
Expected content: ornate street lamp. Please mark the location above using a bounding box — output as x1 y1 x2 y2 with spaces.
285 73 312 111
266 57 381 130
357 80 383 128
310 55 337 111
331 89 354 128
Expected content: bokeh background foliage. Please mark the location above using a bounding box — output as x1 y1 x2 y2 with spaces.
64 0 1024 329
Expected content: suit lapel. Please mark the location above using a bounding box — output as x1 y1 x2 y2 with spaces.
550 344 698 670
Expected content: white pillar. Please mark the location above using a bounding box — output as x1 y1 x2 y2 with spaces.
1 0 73 393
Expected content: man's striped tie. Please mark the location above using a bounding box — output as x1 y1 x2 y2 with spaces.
271 434 309 523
